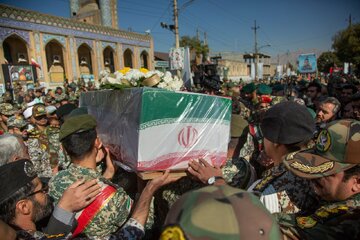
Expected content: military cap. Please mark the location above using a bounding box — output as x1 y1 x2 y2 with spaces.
257 83 272 95
56 103 77 121
59 114 97 141
32 104 47 117
0 103 17 116
242 82 256 93
261 101 315 145
284 119 360 179
23 106 33 119
68 106 88 118
0 160 37 203
7 115 28 129
161 185 282 240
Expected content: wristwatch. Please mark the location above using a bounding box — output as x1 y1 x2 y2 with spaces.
207 176 224 185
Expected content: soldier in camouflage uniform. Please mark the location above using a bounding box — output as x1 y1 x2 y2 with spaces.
161 185 282 240
48 114 134 238
278 119 360 240
0 103 18 133
6 114 28 140
27 104 64 178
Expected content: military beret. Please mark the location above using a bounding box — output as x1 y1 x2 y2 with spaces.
242 82 256 93
257 83 272 95
59 114 97 141
261 101 315 145
67 107 88 118
56 103 77 121
32 104 47 117
162 185 282 240
0 160 37 203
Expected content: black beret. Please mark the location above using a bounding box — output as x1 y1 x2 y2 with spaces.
261 101 315 144
0 160 37 203
59 114 97 141
56 103 77 120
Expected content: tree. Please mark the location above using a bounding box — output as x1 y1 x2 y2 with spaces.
317 51 341 73
180 36 209 62
332 23 360 74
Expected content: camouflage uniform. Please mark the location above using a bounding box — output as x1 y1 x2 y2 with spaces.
45 126 68 169
26 127 53 178
161 185 282 240
278 120 360 240
221 157 257 190
277 193 360 240
248 164 319 214
48 164 133 238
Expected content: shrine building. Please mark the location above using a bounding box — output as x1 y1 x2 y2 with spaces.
0 0 154 88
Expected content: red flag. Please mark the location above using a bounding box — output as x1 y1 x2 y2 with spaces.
31 58 41 69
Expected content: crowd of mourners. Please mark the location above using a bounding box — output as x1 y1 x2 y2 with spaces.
0 72 359 240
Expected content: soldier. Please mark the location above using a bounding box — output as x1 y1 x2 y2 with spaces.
0 159 103 239
279 119 360 240
48 114 178 238
27 104 63 178
0 103 18 133
7 115 28 140
188 102 319 214
161 185 282 240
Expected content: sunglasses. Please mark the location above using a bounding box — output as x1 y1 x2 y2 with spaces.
26 185 49 198
34 115 47 121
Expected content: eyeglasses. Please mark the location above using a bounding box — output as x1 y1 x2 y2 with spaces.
26 185 49 198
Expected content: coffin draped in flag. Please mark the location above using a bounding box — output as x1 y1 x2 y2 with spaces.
80 88 231 172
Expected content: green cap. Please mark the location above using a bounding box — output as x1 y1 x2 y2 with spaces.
242 82 256 94
161 185 282 240
59 114 97 141
7 115 28 128
257 83 272 95
284 119 360 179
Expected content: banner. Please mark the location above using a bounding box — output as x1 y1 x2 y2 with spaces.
298 53 317 73
169 47 185 70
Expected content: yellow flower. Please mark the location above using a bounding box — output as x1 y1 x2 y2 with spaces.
140 68 149 73
118 67 131 74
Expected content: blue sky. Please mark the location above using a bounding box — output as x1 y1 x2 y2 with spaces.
1 0 359 57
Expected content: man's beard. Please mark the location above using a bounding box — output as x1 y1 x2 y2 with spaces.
31 195 53 222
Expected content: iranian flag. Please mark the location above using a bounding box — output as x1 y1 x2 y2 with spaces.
31 58 41 69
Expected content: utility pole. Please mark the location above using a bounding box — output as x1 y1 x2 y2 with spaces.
196 28 200 41
346 13 353 28
173 0 181 77
204 32 207 45
252 20 260 81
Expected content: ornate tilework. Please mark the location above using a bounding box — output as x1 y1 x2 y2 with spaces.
43 33 66 47
100 0 112 27
69 38 77 80
76 38 93 49
34 32 44 78
102 41 116 51
97 41 102 73
122 44 135 53
0 26 30 44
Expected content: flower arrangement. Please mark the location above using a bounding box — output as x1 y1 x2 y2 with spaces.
99 68 183 91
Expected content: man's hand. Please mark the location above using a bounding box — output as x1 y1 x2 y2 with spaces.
102 147 116 180
146 170 181 193
188 158 223 184
58 179 101 213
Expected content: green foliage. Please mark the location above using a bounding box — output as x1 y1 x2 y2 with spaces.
317 51 341 73
332 23 360 73
180 36 209 57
